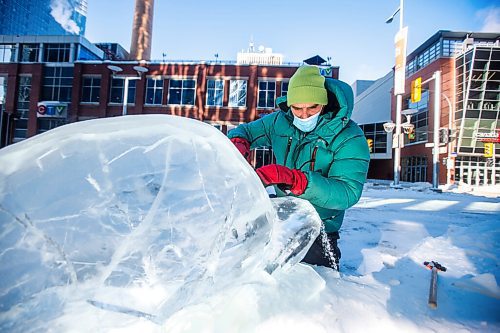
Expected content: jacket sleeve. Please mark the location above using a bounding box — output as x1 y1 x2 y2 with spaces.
299 132 370 210
227 113 277 149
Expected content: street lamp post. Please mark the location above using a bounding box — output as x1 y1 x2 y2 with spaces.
386 0 407 187
432 70 442 190
107 65 148 116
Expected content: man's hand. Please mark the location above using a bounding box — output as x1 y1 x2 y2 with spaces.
256 164 308 195
230 138 250 160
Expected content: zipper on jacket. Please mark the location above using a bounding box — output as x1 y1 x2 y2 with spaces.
342 117 347 127
310 146 318 171
283 137 292 165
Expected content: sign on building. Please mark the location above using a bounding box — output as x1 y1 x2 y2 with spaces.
475 131 500 143
37 101 68 118
319 66 333 78
394 27 408 95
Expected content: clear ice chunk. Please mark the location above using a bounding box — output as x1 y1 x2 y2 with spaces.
0 115 321 331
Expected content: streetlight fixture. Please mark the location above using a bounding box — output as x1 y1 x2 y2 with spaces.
385 7 401 24
107 65 149 116
386 0 408 187
384 109 417 136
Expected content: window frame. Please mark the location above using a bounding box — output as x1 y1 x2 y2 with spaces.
404 90 429 145
167 78 196 106
13 75 32 143
257 80 276 109
360 122 389 154
109 77 137 105
43 43 71 63
81 75 101 104
206 79 224 106
42 65 74 102
228 79 247 107
145 77 165 105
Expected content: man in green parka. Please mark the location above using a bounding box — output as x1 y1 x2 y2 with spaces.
228 65 370 270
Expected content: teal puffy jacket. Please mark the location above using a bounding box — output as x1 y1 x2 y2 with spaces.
228 78 370 232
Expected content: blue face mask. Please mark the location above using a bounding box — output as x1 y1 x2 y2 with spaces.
292 111 321 132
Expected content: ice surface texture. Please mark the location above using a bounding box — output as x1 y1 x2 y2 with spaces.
0 115 321 331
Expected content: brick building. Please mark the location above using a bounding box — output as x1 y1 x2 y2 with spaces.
0 35 339 167
353 31 500 186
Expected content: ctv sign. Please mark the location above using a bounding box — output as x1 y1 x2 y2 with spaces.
37 101 68 118
319 66 333 77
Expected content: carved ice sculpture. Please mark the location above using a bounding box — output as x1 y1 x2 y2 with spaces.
0 115 321 331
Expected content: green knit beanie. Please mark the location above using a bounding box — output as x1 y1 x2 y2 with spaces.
287 65 328 107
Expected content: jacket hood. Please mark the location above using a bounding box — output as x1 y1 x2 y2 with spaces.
277 78 354 123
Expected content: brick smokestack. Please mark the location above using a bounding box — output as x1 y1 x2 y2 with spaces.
130 0 154 61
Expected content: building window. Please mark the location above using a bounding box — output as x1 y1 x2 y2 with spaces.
281 81 289 96
258 81 276 108
144 77 164 105
43 43 71 62
109 78 136 104
405 90 429 144
42 66 73 102
442 39 463 57
228 80 247 107
20 44 40 62
167 79 195 105
37 118 66 134
81 76 101 103
206 79 224 106
13 76 31 143
455 156 500 186
406 41 441 77
360 122 388 154
0 44 16 63
252 147 276 169
78 46 101 61
401 156 427 183
0 76 6 108
0 76 7 146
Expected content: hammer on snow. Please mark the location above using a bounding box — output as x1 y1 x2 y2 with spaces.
423 261 447 309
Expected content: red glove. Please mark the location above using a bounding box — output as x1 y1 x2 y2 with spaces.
230 137 250 159
256 164 308 196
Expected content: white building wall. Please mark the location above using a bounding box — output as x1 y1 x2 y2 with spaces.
351 71 393 125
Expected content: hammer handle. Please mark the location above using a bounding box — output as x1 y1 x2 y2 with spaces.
428 267 438 308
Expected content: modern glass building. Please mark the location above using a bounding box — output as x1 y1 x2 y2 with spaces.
454 43 500 185
0 0 87 36
352 30 500 186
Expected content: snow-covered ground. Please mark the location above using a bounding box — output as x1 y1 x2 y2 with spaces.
164 182 499 333
319 181 500 333
1 115 498 332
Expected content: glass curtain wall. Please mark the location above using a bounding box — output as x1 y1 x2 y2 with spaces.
455 46 499 155
454 45 499 185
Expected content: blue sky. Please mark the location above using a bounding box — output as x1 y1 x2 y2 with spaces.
85 0 499 85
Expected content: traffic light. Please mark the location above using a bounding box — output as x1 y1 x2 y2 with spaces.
484 142 494 158
439 128 451 144
411 77 422 103
408 127 415 140
367 139 373 153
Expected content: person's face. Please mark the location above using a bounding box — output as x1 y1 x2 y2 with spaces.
290 103 323 119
